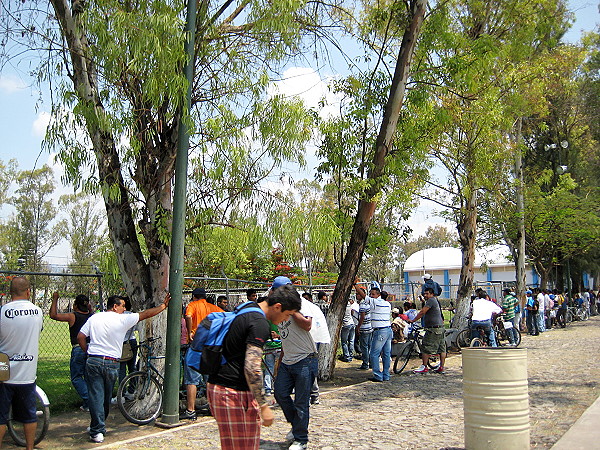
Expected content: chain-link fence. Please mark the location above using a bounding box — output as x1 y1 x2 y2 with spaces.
0 271 518 413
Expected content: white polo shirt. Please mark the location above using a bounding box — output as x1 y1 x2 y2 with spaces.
79 311 140 359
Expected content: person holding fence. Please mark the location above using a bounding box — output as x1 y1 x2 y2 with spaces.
77 293 170 443
49 292 93 411
0 276 44 450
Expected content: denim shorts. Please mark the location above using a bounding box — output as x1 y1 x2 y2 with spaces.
0 382 37 425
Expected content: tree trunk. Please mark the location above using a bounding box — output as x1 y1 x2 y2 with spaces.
514 118 527 324
50 0 171 344
319 0 428 380
452 189 477 330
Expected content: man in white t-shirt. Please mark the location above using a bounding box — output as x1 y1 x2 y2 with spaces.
78 293 170 443
0 277 43 450
470 292 503 347
536 289 546 332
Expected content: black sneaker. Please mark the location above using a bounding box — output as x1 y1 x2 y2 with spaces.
310 396 320 405
180 409 197 421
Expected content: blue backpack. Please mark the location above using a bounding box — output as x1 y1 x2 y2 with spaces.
185 302 265 375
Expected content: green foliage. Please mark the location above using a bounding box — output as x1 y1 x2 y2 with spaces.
315 65 429 278
56 193 107 289
0 165 60 268
268 180 340 272
524 174 600 278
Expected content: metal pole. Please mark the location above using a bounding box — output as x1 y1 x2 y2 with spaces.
160 0 196 426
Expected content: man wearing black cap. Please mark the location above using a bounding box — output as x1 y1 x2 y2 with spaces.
182 288 222 420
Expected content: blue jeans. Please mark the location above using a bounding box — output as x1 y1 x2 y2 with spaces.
85 356 119 436
471 320 497 347
70 346 88 408
263 348 281 394
340 325 355 360
505 323 518 344
526 311 539 334
358 330 373 368
274 356 318 444
537 311 546 332
369 327 392 381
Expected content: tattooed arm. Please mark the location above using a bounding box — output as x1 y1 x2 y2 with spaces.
244 344 274 426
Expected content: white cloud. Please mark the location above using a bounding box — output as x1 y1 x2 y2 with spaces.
0 75 27 93
268 67 342 120
32 111 51 138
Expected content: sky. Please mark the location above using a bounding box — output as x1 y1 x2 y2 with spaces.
0 0 598 265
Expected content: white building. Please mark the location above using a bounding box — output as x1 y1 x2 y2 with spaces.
402 247 540 298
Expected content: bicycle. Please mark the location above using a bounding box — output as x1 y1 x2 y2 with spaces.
493 316 521 347
392 324 439 374
456 326 473 348
7 384 50 447
469 323 492 347
117 336 164 425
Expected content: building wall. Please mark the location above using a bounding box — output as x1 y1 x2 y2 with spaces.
404 264 538 287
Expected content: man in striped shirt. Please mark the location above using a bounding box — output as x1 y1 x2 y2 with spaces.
356 284 393 382
355 283 373 370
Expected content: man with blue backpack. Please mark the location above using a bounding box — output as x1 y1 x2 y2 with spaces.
200 283 301 450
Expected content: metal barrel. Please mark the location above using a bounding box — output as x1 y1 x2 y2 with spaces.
462 348 529 449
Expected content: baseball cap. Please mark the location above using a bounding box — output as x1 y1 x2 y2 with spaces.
192 287 207 298
271 276 292 290
526 290 532 294
392 308 400 314
423 273 432 280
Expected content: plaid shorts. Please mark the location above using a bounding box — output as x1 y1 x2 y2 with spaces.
207 383 261 450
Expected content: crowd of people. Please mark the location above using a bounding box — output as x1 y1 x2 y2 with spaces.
1 274 597 450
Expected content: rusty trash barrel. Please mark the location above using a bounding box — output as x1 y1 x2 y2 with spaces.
462 347 529 449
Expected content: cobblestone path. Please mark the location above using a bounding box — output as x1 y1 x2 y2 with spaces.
10 317 600 449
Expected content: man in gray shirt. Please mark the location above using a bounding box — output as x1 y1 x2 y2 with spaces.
273 278 317 450
407 287 446 374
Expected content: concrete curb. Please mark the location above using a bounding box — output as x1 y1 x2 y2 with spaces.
551 392 600 449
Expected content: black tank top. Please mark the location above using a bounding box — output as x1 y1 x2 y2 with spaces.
70 311 91 345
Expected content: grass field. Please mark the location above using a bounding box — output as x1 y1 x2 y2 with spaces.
37 317 80 413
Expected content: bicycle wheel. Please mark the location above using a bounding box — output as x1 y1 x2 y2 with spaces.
118 371 163 425
566 310 574 323
393 342 414 374
427 355 440 370
470 338 485 347
8 388 49 446
456 329 472 348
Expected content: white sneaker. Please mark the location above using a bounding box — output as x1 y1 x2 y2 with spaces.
90 433 104 443
289 441 307 450
110 397 118 404
285 429 295 442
